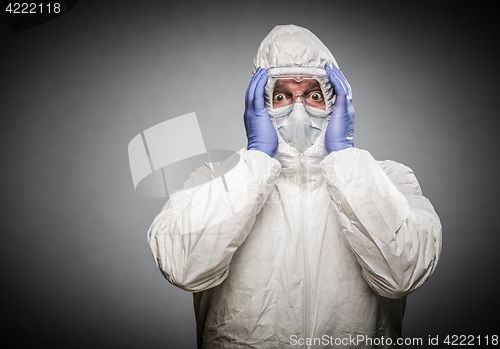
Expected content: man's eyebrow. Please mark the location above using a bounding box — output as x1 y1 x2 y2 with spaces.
272 80 287 89
303 81 323 93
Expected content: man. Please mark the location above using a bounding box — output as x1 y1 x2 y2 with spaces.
148 25 442 348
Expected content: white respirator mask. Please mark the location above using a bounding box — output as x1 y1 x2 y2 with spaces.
272 103 328 154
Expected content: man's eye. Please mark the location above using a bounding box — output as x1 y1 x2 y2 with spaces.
274 94 285 102
310 92 323 101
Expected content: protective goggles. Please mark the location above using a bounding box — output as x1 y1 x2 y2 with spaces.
265 67 335 118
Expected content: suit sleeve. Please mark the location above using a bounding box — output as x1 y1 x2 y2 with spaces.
147 148 281 292
320 148 442 299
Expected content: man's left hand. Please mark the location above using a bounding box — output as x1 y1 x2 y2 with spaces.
324 63 355 153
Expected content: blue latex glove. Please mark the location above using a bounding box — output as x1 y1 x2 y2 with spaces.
244 67 278 158
324 63 355 153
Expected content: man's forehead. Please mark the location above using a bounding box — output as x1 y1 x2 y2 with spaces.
273 78 321 91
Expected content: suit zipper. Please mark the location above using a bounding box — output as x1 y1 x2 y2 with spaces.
299 153 310 349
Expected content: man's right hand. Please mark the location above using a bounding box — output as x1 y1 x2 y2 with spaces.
244 67 278 158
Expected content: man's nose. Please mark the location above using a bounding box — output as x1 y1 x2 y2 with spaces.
293 92 304 104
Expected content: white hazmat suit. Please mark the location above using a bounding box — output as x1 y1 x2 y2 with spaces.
147 25 442 349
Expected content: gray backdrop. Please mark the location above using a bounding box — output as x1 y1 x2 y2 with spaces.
1 1 498 348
